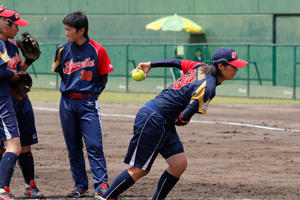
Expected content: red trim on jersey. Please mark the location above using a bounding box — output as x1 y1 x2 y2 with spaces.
9 40 23 63
181 60 205 74
89 40 114 76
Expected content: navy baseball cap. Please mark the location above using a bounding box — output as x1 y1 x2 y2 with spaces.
5 10 29 26
0 5 15 17
212 47 248 68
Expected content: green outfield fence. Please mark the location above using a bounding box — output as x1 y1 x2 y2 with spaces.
28 43 300 100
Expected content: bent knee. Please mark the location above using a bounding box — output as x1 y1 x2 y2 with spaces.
4 138 22 156
176 159 188 174
128 166 149 181
168 156 188 177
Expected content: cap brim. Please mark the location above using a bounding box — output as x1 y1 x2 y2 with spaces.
0 9 15 17
228 59 248 68
13 18 29 26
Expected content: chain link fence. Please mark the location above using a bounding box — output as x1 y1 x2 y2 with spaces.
28 43 300 100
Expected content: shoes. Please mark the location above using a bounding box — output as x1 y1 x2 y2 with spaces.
96 197 106 200
24 180 44 198
0 187 15 200
67 187 89 198
95 183 117 200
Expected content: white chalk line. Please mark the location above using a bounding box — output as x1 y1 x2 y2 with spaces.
33 106 300 133
22 196 259 200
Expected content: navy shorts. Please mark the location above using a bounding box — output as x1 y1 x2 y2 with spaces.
124 102 184 171
0 96 20 142
12 96 38 146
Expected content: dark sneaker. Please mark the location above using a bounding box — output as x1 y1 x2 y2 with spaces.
67 187 89 198
0 187 15 200
95 183 117 200
24 180 44 198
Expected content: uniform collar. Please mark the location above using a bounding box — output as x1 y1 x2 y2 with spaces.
73 37 89 47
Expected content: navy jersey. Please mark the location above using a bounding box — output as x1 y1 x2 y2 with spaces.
153 59 218 122
5 40 22 72
51 38 114 94
0 39 13 97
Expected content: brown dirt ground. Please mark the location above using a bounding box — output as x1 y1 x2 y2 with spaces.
9 102 300 200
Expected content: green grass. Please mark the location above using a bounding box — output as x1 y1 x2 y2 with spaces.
28 88 300 104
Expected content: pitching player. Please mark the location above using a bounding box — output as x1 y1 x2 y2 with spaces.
99 48 248 200
0 6 23 200
0 9 44 199
51 11 114 199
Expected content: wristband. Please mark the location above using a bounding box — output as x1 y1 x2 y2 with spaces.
25 58 35 66
179 114 189 124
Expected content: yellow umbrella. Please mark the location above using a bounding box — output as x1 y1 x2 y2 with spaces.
146 13 203 33
146 14 203 81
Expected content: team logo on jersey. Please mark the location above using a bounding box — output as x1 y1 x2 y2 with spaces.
63 58 95 74
7 53 21 71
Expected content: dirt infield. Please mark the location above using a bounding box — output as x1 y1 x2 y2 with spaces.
10 102 300 200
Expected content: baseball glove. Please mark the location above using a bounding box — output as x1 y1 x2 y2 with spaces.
10 72 32 99
16 32 41 60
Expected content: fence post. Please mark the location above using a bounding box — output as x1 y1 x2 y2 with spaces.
247 44 250 97
164 44 167 89
126 44 129 93
272 44 277 86
293 45 296 100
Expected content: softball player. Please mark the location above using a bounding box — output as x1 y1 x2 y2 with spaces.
100 48 248 200
51 11 114 199
0 9 44 199
0 6 23 200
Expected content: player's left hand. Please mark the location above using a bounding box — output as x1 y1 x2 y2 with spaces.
16 32 41 65
10 72 32 100
174 115 189 126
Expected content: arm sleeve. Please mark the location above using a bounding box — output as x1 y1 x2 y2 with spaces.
97 46 114 75
189 80 214 114
181 60 205 74
150 58 182 69
99 74 108 94
51 46 64 73
179 107 197 122
151 59 204 74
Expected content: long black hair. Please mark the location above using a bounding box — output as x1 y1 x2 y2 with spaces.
63 11 89 38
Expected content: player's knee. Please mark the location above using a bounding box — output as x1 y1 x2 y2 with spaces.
181 158 188 172
176 158 188 175
168 157 188 177
128 166 149 181
4 138 22 156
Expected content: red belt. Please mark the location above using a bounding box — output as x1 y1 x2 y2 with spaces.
67 93 93 99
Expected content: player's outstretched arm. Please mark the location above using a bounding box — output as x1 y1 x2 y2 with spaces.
132 58 184 80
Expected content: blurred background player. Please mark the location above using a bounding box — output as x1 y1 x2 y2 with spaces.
192 48 202 62
99 47 248 200
0 5 24 200
0 9 44 198
51 11 114 199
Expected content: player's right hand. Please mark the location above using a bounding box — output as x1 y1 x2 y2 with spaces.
135 62 151 79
